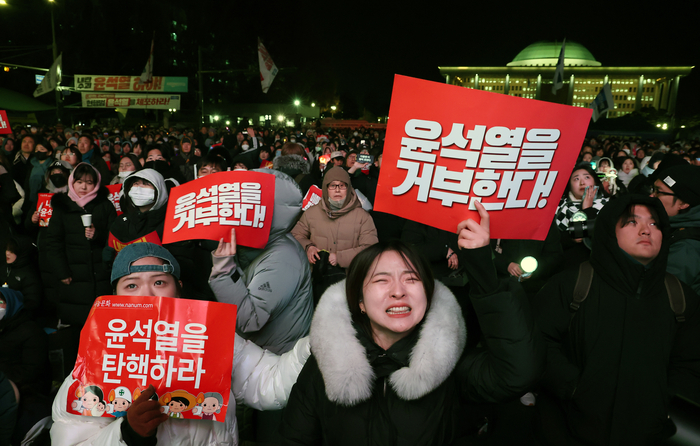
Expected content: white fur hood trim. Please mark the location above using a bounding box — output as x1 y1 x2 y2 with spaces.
310 280 466 406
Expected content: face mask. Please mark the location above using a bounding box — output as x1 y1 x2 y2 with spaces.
241 144 249 150
50 174 67 187
118 171 133 179
315 146 322 152
129 186 156 207
35 151 49 161
0 307 5 321
131 137 138 143
275 150 282 157
290 138 296 143
163 137 168 142
353 132 358 136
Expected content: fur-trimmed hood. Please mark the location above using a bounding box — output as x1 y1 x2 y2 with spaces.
273 154 310 177
310 280 466 406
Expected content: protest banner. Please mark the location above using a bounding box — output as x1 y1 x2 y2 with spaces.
81 93 181 110
302 185 322 211
374 75 592 241
36 193 54 227
0 110 12 134
68 295 236 421
106 184 123 216
162 171 275 248
74 75 188 92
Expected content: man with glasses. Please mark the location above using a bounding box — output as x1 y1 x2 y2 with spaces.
651 164 700 294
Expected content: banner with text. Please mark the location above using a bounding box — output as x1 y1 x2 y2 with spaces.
162 171 275 247
106 184 123 216
0 110 12 134
81 93 181 110
68 295 236 421
74 75 188 92
373 75 591 241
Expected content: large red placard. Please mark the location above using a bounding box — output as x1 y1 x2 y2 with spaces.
162 171 275 247
374 75 591 240
69 295 236 422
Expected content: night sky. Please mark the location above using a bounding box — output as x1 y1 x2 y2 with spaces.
2 0 698 121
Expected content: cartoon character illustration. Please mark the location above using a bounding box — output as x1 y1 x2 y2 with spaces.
159 390 197 419
193 392 224 421
107 386 141 418
71 385 106 417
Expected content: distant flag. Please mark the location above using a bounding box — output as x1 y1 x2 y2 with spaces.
33 53 62 97
258 38 278 94
139 36 154 84
590 83 614 122
551 39 566 95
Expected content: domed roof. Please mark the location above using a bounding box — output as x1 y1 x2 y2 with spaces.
507 41 601 67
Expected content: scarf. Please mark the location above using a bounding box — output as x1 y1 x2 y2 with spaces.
67 162 102 208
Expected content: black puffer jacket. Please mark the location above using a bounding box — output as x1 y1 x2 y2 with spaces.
533 195 700 446
281 246 544 445
45 188 116 326
0 236 42 315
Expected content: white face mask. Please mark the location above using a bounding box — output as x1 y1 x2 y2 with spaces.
290 138 296 143
0 307 6 321
118 171 133 179
131 137 138 143
128 186 156 207
241 144 249 150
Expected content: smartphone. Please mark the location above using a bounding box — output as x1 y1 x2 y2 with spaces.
358 154 373 164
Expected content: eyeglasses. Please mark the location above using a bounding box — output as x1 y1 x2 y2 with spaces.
328 183 347 191
651 185 675 197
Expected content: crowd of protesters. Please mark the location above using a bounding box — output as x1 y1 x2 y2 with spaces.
0 120 699 445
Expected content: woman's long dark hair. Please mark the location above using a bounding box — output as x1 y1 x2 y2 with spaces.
345 240 435 339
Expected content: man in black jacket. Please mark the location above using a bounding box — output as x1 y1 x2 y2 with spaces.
76 134 112 184
533 195 700 446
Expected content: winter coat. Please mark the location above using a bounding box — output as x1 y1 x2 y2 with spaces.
0 237 42 314
0 165 20 226
50 334 311 446
668 204 700 295
533 195 700 446
0 288 49 397
280 265 544 445
291 167 378 268
44 188 117 326
25 156 52 203
401 220 462 281
209 169 314 354
273 154 310 181
171 152 201 183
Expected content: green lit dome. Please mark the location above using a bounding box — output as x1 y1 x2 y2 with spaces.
507 41 601 67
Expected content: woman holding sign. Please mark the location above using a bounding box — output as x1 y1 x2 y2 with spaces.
281 202 544 445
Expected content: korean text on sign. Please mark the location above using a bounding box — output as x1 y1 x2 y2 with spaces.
163 171 276 248
373 75 591 241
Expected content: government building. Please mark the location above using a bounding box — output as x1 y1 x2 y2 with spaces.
438 41 693 118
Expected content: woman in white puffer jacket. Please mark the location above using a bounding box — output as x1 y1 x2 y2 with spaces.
50 242 311 446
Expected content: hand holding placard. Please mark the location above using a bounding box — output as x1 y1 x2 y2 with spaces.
457 201 490 250
127 385 168 438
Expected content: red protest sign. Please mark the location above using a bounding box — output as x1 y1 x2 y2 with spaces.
162 171 275 248
36 193 54 227
374 75 591 241
302 185 322 211
106 184 123 215
107 230 162 253
68 295 237 421
0 111 11 134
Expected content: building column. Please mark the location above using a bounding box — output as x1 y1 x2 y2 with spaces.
474 74 480 90
635 75 644 111
536 74 541 100
668 75 680 114
660 79 670 110
567 74 575 105
445 74 451 85
504 74 510 95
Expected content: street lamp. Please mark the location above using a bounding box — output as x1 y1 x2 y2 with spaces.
311 102 315 107
331 106 337 111
294 100 300 106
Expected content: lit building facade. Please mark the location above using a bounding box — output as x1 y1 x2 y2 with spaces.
439 41 693 118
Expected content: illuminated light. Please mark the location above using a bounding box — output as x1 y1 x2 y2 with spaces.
225 120 231 125
0 0 8 3
681 125 686 128
277 115 284 122
662 124 667 130
311 102 315 107
656 124 661 128
213 115 220 121
331 105 337 111
521 256 538 274
3 66 9 72
294 100 300 106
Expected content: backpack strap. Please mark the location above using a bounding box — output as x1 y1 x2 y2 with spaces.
664 272 686 323
570 261 594 315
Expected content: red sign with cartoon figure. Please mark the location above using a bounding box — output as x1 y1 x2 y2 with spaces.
163 171 275 247
374 75 592 241
106 184 123 215
68 295 237 421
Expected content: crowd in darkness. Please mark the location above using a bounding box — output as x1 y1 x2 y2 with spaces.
0 121 699 445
